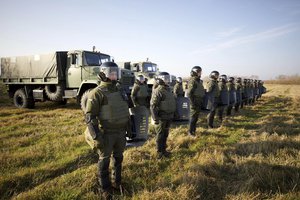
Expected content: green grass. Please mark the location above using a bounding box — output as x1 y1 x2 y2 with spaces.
0 83 300 199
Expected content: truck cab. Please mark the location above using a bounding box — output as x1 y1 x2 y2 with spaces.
66 50 111 88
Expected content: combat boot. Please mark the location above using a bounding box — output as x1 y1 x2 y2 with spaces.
101 188 112 200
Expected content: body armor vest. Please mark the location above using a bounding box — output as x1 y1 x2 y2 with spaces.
98 90 129 130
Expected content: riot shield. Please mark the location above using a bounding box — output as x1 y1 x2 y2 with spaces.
220 90 229 105
128 106 149 143
229 90 237 105
236 90 242 104
174 97 190 121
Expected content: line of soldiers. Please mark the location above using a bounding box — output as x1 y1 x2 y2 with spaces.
188 66 266 133
83 62 265 199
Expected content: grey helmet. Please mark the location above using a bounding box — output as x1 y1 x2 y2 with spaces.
136 74 145 83
209 70 219 80
190 66 202 77
156 72 171 85
176 77 182 83
98 62 120 81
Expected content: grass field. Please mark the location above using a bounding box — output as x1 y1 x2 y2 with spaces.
0 83 299 200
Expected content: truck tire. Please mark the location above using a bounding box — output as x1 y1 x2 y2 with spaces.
45 84 64 101
13 88 35 108
80 89 91 113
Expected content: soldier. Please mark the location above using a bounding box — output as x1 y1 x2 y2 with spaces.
226 77 236 116
206 71 220 128
248 79 254 105
173 77 184 98
84 62 131 199
242 79 249 106
217 74 229 123
131 75 149 107
235 77 243 112
187 66 205 136
150 72 176 159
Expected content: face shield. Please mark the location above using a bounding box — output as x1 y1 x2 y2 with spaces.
158 74 171 85
101 66 119 81
136 75 145 83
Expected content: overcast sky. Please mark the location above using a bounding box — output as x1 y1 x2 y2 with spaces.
0 0 299 80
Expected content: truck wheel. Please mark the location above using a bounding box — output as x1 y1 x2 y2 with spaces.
80 90 91 113
45 84 64 101
13 89 35 108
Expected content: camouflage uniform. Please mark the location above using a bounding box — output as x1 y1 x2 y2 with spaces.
206 78 219 128
150 83 176 157
235 81 243 111
226 81 236 116
187 76 205 135
131 81 148 107
85 81 130 192
216 81 228 122
173 82 184 98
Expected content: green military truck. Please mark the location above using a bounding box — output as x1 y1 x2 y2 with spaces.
0 50 134 110
117 60 158 87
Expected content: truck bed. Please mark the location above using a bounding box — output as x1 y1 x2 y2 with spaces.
0 51 67 84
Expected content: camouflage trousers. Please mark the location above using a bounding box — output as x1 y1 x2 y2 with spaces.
154 120 171 153
85 128 126 190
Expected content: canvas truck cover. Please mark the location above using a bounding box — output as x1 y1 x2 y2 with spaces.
0 51 68 83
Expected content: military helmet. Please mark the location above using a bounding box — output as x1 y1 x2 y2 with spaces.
209 70 219 80
228 76 234 82
156 72 171 85
136 74 145 83
236 77 242 83
98 62 119 81
176 77 182 83
190 66 202 77
219 74 227 82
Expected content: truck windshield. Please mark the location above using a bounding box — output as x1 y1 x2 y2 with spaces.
143 63 157 72
84 52 111 66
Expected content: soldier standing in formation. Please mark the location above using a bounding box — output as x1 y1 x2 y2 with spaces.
226 77 236 116
173 77 184 98
84 62 131 199
150 72 176 159
217 74 229 123
131 75 149 107
187 66 205 136
235 77 243 112
206 71 220 128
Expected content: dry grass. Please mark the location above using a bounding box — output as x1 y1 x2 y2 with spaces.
0 83 300 199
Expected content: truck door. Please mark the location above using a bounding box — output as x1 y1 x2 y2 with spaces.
66 53 82 88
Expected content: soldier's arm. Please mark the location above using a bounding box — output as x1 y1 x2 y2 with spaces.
173 84 179 97
131 84 139 106
187 79 196 101
150 89 162 122
85 90 102 140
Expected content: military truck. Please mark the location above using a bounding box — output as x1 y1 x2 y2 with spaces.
117 60 158 88
0 50 134 110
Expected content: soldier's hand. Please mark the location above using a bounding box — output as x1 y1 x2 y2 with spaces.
93 135 104 150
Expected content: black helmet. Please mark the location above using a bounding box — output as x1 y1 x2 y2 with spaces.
98 62 119 81
176 77 182 83
236 77 242 83
209 70 219 80
190 66 202 77
228 76 234 82
219 74 227 82
136 74 145 83
156 72 171 85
